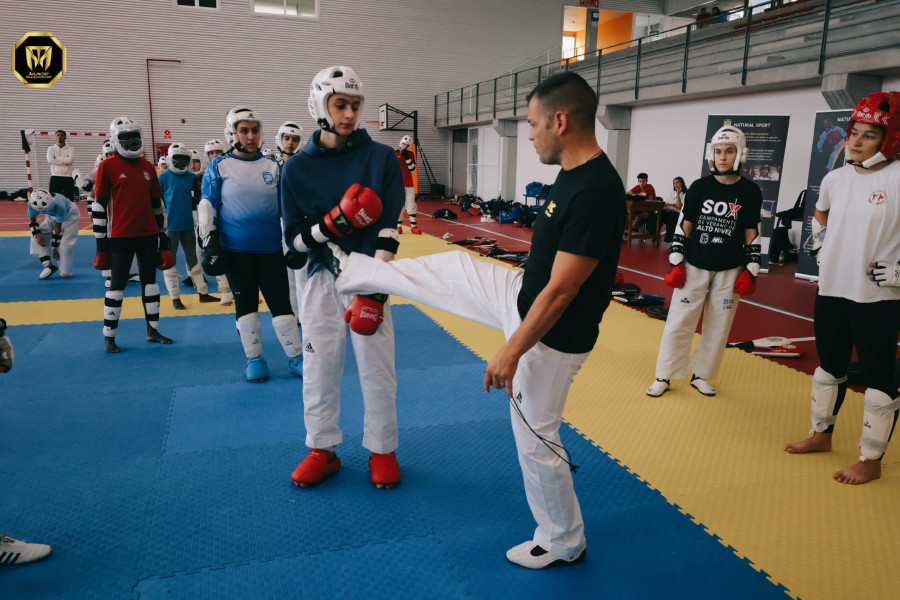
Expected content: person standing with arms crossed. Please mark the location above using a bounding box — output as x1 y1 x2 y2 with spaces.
324 72 625 568
46 130 76 202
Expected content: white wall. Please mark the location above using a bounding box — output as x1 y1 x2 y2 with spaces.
1 0 575 192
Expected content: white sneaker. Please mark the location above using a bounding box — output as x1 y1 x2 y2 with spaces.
690 375 716 397
506 540 585 569
0 533 51 565
646 378 670 397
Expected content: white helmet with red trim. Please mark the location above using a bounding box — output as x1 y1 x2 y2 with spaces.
847 91 900 168
308 66 364 134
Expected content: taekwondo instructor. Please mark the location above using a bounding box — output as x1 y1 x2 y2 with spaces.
46 130 76 202
326 71 626 569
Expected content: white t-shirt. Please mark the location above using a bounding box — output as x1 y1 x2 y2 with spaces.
817 160 900 302
46 144 75 177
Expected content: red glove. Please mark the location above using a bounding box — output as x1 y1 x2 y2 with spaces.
734 269 756 295
344 293 387 336
664 264 686 288
157 234 176 270
93 251 111 271
322 184 383 239
157 250 176 271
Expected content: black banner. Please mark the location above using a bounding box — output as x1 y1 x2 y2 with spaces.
795 110 852 281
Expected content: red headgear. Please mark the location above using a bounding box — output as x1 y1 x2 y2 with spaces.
847 92 900 163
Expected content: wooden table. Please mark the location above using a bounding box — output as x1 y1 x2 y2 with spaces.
625 199 665 246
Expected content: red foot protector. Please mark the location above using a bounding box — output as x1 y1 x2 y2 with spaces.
750 343 806 358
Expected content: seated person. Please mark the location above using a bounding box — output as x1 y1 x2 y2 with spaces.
628 172 659 234
661 176 686 243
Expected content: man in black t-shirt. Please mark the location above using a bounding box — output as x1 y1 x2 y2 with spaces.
326 72 625 569
647 125 762 398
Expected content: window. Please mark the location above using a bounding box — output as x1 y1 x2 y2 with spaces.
254 0 317 17
176 0 218 8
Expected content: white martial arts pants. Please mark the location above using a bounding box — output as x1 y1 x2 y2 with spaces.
29 207 81 276
654 263 741 381
289 265 308 324
301 270 398 454
399 187 416 222
335 250 588 558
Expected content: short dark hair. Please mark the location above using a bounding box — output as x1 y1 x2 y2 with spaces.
55 129 66 135
638 173 648 180
526 72 597 131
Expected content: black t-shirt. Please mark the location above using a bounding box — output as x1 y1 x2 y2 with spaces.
681 175 762 271
517 152 626 354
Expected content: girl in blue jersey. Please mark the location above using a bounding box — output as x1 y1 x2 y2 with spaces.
198 107 302 382
281 66 405 490
27 189 81 279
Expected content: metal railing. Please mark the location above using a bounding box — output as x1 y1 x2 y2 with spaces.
435 0 900 127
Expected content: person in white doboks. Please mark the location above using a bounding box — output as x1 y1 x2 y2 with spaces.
785 91 900 485
281 66 405 490
276 121 307 325
27 189 81 280
323 72 626 569
646 125 762 398
46 129 76 202
198 107 303 383
395 135 420 234
201 138 233 306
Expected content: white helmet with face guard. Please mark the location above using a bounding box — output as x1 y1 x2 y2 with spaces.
224 106 264 152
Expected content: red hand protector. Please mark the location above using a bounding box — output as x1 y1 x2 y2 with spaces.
344 294 385 336
733 269 756 295
664 264 686 288
93 251 111 271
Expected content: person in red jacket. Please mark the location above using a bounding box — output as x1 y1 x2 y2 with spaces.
92 116 174 353
395 135 420 234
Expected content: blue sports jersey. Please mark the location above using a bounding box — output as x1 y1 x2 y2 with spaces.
202 152 282 253
280 129 405 276
27 192 77 224
158 169 197 233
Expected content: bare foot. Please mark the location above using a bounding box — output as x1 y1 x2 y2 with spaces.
784 431 832 454
374 482 398 490
61 273 73 279
833 459 881 485
220 301 233 306
146 330 173 344
105 336 120 353
198 293 219 303
172 298 186 310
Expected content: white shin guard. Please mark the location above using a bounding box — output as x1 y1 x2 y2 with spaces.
163 267 180 299
860 388 900 461
810 366 848 433
189 265 209 294
143 283 161 330
103 289 125 337
236 312 263 359
272 314 302 358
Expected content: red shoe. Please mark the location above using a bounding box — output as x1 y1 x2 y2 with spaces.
411 226 422 235
397 225 403 234
290 449 341 487
369 451 401 488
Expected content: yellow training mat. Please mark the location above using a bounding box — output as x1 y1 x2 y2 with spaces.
394 232 900 600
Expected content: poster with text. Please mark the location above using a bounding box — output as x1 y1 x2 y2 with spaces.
702 115 791 271
796 109 852 281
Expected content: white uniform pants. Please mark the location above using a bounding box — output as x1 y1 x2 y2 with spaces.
399 187 416 222
301 270 398 454
655 263 741 381
29 208 81 276
336 250 588 558
289 265 308 323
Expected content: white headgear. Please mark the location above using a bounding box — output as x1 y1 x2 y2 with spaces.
262 148 279 158
204 139 228 155
705 125 748 174
277 121 304 152
157 157 168 170
167 143 192 174
399 135 412 148
109 116 144 159
225 106 264 152
101 140 115 157
308 66 364 134
29 189 53 213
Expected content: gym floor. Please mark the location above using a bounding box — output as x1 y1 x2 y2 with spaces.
1 198 898 599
